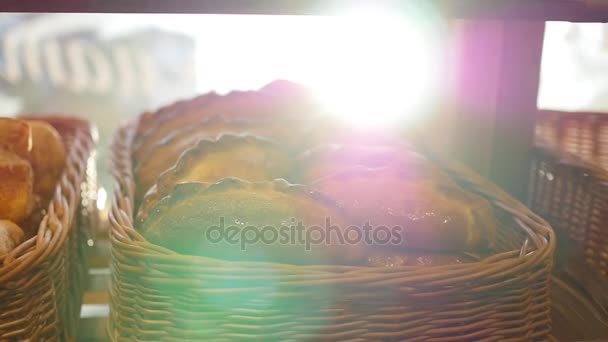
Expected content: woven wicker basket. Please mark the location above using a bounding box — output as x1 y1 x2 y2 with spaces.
535 110 608 170
109 123 556 341
0 117 95 341
529 144 608 277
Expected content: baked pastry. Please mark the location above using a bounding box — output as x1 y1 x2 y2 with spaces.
310 166 497 252
139 179 364 265
0 220 25 255
133 80 315 156
0 117 31 160
133 117 286 201
293 143 450 184
137 134 291 223
27 120 66 199
0 150 34 223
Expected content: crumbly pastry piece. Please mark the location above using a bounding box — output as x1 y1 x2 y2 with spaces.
0 117 32 160
27 120 66 200
137 134 291 223
0 151 34 223
139 179 364 265
0 220 25 255
293 143 451 184
311 166 497 253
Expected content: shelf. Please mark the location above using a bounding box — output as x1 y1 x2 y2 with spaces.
2 0 608 22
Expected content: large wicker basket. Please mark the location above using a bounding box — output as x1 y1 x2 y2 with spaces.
0 117 95 341
109 123 556 341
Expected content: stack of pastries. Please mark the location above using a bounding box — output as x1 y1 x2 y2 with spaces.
134 80 498 266
0 118 67 256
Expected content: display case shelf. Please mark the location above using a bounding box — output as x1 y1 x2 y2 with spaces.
2 0 608 22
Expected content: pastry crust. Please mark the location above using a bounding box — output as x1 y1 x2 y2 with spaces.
137 134 291 223
27 120 66 199
140 179 364 265
311 166 497 253
0 150 34 223
133 117 285 201
294 143 449 184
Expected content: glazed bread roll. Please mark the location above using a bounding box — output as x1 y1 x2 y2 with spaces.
27 120 66 199
137 134 291 224
311 166 497 253
0 151 34 224
139 179 364 265
0 220 25 255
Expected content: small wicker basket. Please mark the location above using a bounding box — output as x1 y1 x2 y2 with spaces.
0 117 95 341
109 123 556 341
529 144 608 277
535 110 608 170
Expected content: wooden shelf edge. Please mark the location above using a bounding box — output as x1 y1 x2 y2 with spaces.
1 0 608 22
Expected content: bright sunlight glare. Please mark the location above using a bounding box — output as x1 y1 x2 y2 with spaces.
192 7 440 128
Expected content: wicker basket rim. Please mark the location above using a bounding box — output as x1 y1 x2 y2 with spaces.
0 118 93 282
110 122 556 270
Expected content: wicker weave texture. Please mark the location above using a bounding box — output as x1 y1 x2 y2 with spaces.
109 123 556 341
535 110 608 170
0 118 94 341
529 145 608 278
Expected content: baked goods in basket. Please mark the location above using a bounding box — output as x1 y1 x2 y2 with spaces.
139 179 364 265
137 134 291 223
0 117 68 247
132 80 499 261
310 166 497 252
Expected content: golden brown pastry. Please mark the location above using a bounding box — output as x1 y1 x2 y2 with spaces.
0 220 25 255
27 120 66 199
0 151 34 223
293 143 450 184
133 117 286 201
0 117 32 160
310 166 497 253
139 179 364 265
133 80 315 156
137 134 291 223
